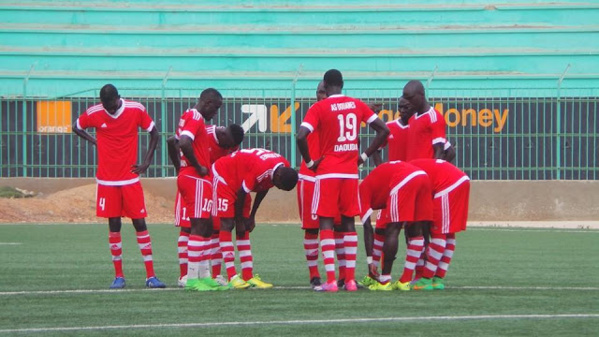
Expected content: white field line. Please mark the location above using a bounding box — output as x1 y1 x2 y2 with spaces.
1 285 598 296
0 242 21 245
1 314 598 334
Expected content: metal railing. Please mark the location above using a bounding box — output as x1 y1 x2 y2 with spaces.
1 86 597 180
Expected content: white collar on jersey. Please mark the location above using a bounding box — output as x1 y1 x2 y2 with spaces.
103 99 125 119
271 162 284 179
414 106 434 119
327 94 345 98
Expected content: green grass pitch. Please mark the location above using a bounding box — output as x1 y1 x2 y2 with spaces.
0 223 598 336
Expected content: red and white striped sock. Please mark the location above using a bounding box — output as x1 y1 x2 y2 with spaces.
320 229 336 283
379 274 392 285
422 234 447 279
109 232 124 278
136 230 155 279
435 233 456 279
334 231 346 281
188 235 211 280
210 232 222 278
343 232 358 282
177 230 190 279
399 236 424 283
303 231 320 279
219 230 237 280
237 232 254 281
372 232 385 269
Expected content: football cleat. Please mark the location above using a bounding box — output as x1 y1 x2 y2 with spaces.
310 277 322 289
393 280 411 291
177 275 188 288
185 278 212 291
199 277 229 291
343 279 358 292
145 276 166 288
432 276 445 290
247 274 273 289
368 281 393 291
358 275 377 288
314 280 338 292
214 275 228 286
109 277 126 289
229 274 251 289
411 277 434 291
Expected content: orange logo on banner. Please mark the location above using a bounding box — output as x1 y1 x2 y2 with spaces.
36 101 72 133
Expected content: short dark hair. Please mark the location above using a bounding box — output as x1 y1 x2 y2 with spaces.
228 124 245 146
276 167 298 191
200 88 222 101
100 84 119 102
323 69 343 87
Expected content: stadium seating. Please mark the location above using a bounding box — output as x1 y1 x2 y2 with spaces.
0 0 597 97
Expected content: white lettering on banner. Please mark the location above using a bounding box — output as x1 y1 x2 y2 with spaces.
37 126 70 133
241 104 268 133
334 144 359 152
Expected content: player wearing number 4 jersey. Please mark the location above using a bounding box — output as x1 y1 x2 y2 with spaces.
167 123 245 288
175 88 230 292
73 84 165 289
297 69 389 292
212 148 298 289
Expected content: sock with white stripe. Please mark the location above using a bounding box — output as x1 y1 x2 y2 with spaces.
109 232 124 278
320 229 337 283
136 230 155 279
237 232 254 281
343 232 358 282
304 231 320 279
219 230 237 280
399 236 424 283
178 230 190 279
435 233 456 279
422 234 447 279
334 230 346 281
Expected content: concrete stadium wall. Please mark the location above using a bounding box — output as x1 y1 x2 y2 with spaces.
2 178 598 222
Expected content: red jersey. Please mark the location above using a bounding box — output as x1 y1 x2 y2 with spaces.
301 94 377 177
213 148 290 193
409 159 470 196
206 125 239 164
176 109 210 178
359 161 424 218
380 119 409 161
406 107 447 160
76 99 154 185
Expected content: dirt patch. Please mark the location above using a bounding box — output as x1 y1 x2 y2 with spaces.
0 184 174 224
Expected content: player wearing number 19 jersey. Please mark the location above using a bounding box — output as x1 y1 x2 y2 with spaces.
297 69 389 292
73 84 165 289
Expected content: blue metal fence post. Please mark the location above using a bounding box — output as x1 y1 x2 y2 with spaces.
290 65 302 169
22 63 36 177
161 67 172 177
556 64 571 180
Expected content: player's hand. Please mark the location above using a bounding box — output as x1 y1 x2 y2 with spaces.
244 217 256 232
131 163 150 174
308 157 323 172
357 156 365 166
195 165 209 177
368 263 380 278
367 102 383 113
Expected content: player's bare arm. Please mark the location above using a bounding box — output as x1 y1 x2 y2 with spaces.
358 118 389 165
246 190 268 232
166 135 181 174
132 126 159 175
296 126 322 171
72 122 97 146
362 217 380 278
178 135 208 176
443 143 456 163
432 143 445 160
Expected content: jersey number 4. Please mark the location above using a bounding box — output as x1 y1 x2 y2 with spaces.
337 113 358 142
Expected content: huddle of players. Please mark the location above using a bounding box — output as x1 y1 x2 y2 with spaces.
296 70 470 292
74 69 469 292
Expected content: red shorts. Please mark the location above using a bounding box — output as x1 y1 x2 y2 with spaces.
388 172 433 223
212 177 251 218
96 182 147 219
312 178 360 218
177 174 213 220
174 191 190 228
297 177 319 229
375 207 390 230
431 178 470 234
